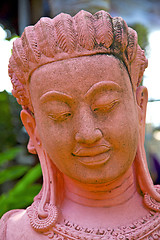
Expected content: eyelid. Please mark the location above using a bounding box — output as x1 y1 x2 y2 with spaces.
92 99 119 112
48 111 72 122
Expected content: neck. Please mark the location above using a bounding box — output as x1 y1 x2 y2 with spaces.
63 166 136 208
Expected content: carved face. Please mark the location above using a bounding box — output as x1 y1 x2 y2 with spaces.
29 55 140 184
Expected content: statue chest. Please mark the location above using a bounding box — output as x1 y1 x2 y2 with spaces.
42 211 160 240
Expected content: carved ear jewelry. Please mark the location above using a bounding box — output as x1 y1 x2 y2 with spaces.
144 186 160 212
27 201 58 232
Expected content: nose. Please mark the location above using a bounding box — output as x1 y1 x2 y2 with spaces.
75 106 102 144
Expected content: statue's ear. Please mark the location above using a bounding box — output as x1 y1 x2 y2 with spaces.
136 86 148 141
21 110 40 154
21 109 36 139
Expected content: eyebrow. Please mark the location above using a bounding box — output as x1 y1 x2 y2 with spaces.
84 81 122 99
40 90 73 104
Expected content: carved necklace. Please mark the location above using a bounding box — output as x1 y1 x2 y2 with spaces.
27 186 160 239
43 210 160 240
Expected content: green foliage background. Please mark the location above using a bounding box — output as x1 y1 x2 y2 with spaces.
0 91 42 218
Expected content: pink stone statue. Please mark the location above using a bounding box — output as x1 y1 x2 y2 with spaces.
1 10 160 239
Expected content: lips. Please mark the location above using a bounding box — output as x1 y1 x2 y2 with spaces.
72 144 111 167
73 145 110 157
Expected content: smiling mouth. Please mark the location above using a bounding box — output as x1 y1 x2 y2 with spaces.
72 145 111 167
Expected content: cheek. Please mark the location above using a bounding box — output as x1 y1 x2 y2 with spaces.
102 104 139 158
36 116 74 158
116 117 138 159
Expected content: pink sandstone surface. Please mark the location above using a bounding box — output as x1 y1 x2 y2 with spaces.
0 10 160 239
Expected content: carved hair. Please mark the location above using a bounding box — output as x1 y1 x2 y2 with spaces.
8 10 160 233
9 10 148 111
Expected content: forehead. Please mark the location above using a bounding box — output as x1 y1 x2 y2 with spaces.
30 55 132 99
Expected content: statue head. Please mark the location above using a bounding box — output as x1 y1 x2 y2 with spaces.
8 10 160 232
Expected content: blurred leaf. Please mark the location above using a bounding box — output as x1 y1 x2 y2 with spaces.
130 23 149 51
0 184 41 217
0 165 29 184
0 194 8 216
0 90 42 218
9 184 41 205
0 91 18 150
0 147 22 166
0 164 42 217
11 163 42 194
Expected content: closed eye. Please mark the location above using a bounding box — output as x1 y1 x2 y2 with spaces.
92 100 119 113
48 112 72 122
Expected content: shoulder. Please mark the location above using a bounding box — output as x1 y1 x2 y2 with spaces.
0 209 22 240
0 209 46 240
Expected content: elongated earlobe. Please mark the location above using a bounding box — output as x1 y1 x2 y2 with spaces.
136 86 148 142
21 109 41 153
27 138 37 154
135 86 160 206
